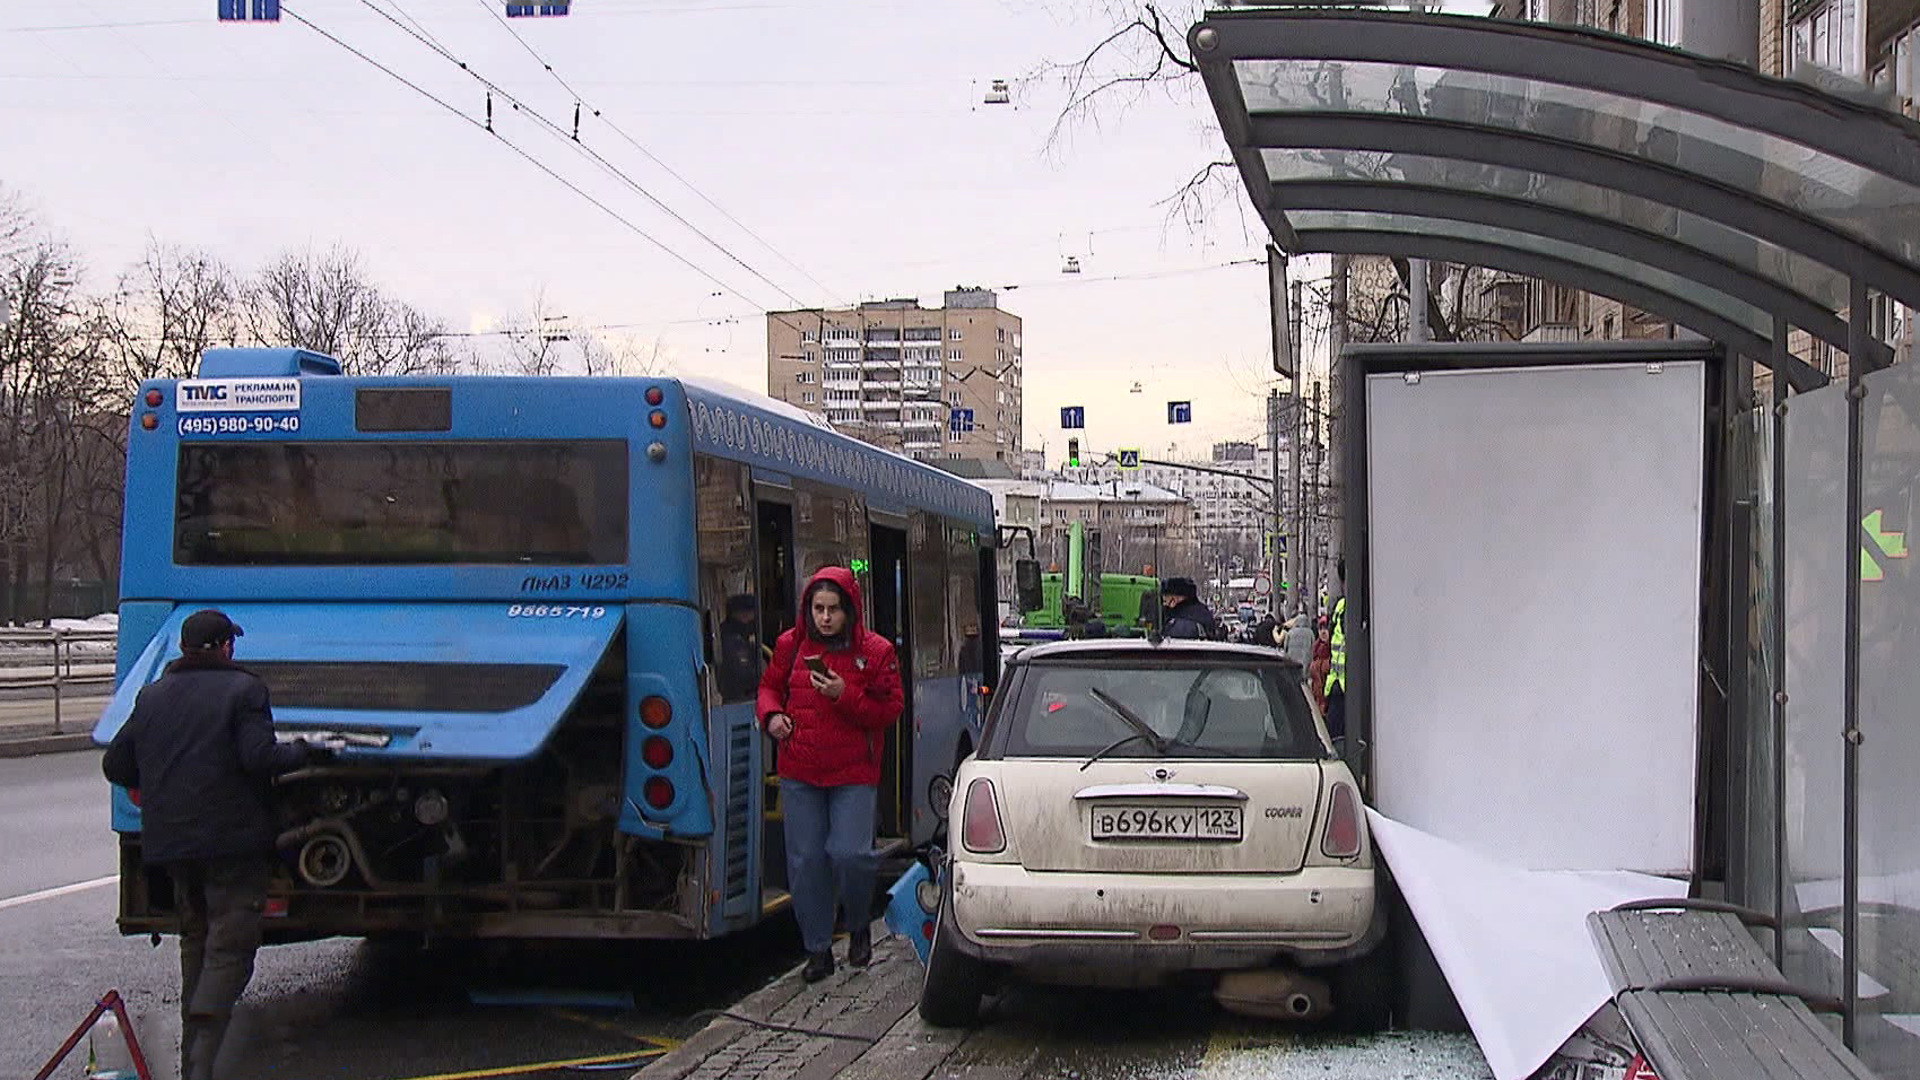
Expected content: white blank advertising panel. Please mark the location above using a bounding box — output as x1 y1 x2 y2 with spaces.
1367 361 1704 875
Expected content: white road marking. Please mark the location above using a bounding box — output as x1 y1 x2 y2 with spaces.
0 874 117 911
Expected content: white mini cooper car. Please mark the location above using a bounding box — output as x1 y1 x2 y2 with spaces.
919 640 1385 1028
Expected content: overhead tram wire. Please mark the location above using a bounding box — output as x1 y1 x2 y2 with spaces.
468 0 842 305
279 5 782 319
355 0 817 315
377 0 454 56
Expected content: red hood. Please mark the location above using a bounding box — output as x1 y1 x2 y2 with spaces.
801 565 865 642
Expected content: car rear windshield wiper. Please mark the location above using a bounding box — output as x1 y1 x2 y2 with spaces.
1079 687 1180 770
1080 732 1148 771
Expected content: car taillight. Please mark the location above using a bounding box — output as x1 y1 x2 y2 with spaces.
644 776 674 810
1321 781 1362 859
960 777 1005 854
640 696 671 728
641 735 673 769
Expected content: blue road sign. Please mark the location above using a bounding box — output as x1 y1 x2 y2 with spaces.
218 0 279 20
1061 406 1085 429
1167 401 1192 424
1117 448 1141 469
949 408 975 433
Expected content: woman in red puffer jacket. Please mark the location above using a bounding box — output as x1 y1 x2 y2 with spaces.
757 566 904 982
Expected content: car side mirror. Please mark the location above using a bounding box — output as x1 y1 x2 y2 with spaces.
1015 559 1043 613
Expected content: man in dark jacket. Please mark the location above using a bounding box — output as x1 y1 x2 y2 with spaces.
1159 577 1218 640
102 609 320 1080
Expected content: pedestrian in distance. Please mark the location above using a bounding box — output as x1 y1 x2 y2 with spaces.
1324 558 1349 746
1158 577 1218 640
1309 617 1332 717
100 609 331 1080
715 593 764 703
1282 613 1316 668
757 567 906 982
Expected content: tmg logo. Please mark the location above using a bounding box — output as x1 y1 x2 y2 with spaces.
182 384 229 403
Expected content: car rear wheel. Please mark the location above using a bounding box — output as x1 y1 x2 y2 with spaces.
1327 944 1393 1033
917 893 985 1027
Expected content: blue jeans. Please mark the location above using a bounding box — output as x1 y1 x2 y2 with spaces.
780 779 878 954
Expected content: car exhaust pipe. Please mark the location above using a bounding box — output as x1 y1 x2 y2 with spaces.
1213 967 1333 1023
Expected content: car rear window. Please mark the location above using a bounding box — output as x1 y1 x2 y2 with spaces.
996 661 1325 760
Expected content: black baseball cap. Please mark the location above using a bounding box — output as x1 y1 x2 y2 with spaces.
181 609 245 651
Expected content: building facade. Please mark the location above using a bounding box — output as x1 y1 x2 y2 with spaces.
978 478 1199 585
1057 441 1275 581
765 288 1023 465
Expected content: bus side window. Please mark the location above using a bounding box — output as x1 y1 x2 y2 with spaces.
694 454 758 704
908 513 949 680
947 522 982 676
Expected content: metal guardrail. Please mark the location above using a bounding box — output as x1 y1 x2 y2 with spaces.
0 628 117 734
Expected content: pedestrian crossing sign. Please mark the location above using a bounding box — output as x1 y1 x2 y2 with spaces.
1117 448 1141 469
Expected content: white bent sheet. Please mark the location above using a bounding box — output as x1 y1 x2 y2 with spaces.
1370 810 1685 1080
1366 361 1705 875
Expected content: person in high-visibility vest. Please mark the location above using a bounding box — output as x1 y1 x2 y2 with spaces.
1323 558 1347 746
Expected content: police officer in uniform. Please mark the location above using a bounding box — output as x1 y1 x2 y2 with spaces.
1324 559 1348 746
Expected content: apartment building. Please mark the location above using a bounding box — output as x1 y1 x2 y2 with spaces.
765 288 1023 466
1059 442 1273 579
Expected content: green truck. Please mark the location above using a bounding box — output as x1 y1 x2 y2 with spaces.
1019 523 1158 635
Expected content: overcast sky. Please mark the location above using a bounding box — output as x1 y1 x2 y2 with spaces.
3 0 1322 460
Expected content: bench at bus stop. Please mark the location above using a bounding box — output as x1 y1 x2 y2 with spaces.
1587 899 1876 1080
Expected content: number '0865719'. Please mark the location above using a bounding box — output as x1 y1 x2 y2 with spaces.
507 605 608 619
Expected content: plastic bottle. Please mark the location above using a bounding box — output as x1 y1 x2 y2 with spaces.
85 1011 141 1080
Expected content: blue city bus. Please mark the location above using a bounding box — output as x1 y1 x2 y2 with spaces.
94 348 1002 941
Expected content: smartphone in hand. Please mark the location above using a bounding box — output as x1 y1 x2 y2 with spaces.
803 655 831 678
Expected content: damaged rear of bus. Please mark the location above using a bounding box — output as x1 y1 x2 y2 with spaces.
95 348 728 942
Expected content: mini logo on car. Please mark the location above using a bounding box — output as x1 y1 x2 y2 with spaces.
1152 767 1175 782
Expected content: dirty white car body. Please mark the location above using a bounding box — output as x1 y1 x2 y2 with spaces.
919 640 1384 1027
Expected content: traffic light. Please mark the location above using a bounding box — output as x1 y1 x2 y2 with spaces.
1067 438 1081 468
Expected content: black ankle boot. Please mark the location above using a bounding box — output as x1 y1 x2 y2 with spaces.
847 925 872 968
802 950 835 983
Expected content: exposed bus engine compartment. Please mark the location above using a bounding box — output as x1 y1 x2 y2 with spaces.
116 629 704 941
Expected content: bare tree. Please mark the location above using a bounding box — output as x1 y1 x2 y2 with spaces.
245 246 455 375
95 241 246 387
500 289 570 377
0 235 98 623
580 331 669 378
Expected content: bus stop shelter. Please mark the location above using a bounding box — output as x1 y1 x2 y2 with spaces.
1191 6 1920 1076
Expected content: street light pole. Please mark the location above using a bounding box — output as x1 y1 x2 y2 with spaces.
1267 387 1283 616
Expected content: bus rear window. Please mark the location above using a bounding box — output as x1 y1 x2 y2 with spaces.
175 441 628 565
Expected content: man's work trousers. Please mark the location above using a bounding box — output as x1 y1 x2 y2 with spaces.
170 856 270 1080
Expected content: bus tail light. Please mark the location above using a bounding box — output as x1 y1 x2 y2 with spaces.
644 777 674 810
144 389 163 407
645 386 664 406
641 735 673 769
960 778 1005 854
648 410 668 429
1321 782 1363 859
140 414 158 430
640 696 671 728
